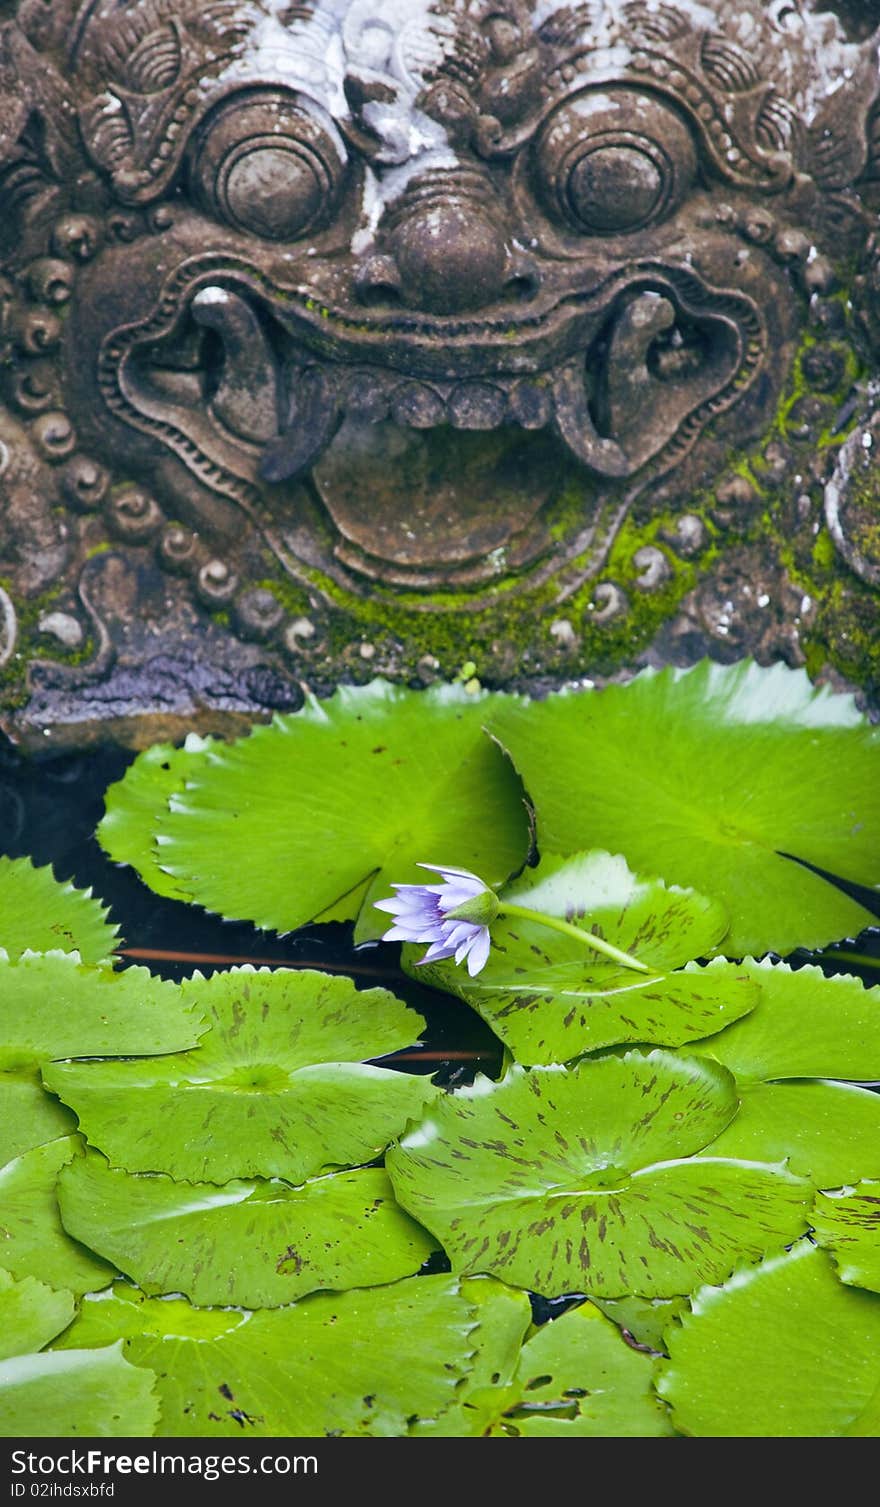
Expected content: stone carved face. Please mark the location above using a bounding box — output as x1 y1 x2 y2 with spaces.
0 0 879 713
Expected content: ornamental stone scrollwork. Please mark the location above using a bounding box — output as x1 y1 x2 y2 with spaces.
0 0 879 744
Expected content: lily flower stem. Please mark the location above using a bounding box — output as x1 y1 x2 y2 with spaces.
495 902 651 974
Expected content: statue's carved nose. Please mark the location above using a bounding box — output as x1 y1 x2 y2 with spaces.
370 171 509 314
391 201 506 313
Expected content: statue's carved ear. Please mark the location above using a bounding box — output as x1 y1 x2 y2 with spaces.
0 22 83 256
804 32 880 189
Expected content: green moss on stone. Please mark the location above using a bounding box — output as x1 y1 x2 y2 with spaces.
0 575 96 708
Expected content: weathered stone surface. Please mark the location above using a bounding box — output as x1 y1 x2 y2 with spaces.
0 1 879 745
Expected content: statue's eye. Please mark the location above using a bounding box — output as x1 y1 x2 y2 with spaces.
535 89 696 236
189 90 347 241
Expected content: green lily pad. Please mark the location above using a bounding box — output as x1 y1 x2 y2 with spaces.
58 1153 437 1308
845 1378 880 1435
312 878 373 924
419 1280 679 1437
680 961 880 1183
592 1295 689 1354
412 852 752 1064
491 1301 676 1437
488 660 880 956
497 851 729 967
0 1271 76 1361
699 1080 880 1186
57 1277 477 1436
0 1343 158 1437
658 1242 880 1436
414 1278 532 1437
0 954 204 1071
813 1185 880 1292
109 681 527 942
687 960 880 1082
43 967 435 1182
387 1051 809 1298
0 1137 115 1296
96 735 357 922
0 1071 76 1164
0 857 118 964
97 735 215 901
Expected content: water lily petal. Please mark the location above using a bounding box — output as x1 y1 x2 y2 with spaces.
383 924 442 943
376 866 494 977
373 897 408 916
418 943 458 966
418 864 485 885
446 923 478 953
466 928 491 977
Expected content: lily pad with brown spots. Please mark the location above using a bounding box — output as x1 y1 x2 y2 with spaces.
55 1276 479 1437
43 967 436 1183
410 851 754 1064
387 1050 809 1298
812 1184 880 1293
488 1299 676 1436
57 1152 437 1308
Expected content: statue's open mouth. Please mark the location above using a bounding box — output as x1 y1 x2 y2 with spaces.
110 261 763 588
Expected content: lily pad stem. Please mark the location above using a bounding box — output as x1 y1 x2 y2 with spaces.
495 903 651 973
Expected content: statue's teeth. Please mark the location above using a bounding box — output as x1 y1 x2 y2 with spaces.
509 381 554 430
389 382 446 429
448 382 508 430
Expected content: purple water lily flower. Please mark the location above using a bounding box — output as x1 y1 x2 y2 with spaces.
374 863 498 976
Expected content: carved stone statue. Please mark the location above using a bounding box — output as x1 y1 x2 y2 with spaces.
1 0 878 746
